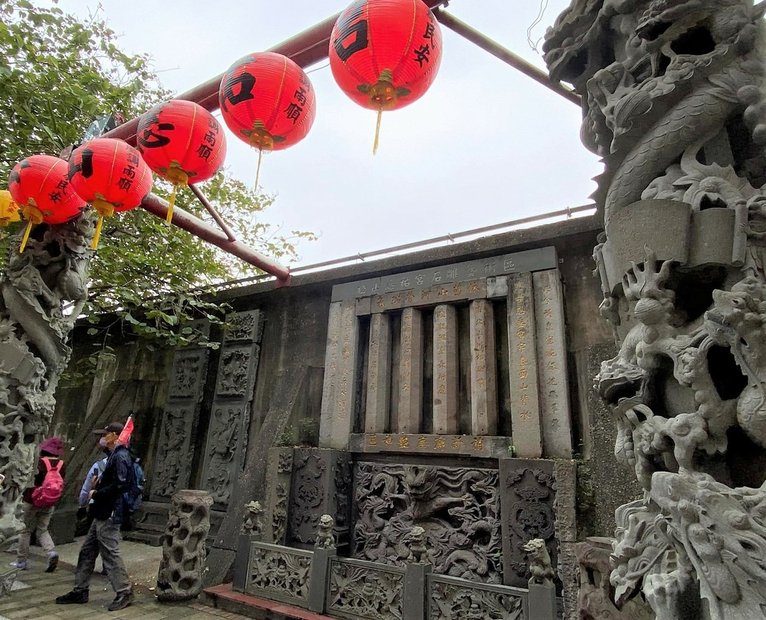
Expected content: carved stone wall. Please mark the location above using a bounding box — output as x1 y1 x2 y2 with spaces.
351 461 502 583
151 322 210 500
287 448 351 548
201 310 264 507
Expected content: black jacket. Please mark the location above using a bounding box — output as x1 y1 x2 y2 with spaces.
90 444 132 523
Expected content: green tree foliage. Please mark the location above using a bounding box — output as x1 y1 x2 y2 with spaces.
0 0 316 358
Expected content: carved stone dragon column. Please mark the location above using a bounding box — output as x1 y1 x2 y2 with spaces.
0 217 94 539
544 1 766 618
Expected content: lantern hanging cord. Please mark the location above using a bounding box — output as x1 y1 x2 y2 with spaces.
254 148 264 193
373 109 383 155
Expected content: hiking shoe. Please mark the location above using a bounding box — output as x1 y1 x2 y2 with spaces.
56 589 89 604
8 560 26 570
45 552 58 573
108 590 134 611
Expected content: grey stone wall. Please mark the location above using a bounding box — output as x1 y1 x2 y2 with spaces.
51 215 632 561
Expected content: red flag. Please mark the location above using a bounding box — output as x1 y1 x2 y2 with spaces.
117 415 134 446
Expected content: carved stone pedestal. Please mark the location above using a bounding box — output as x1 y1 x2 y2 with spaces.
156 490 213 602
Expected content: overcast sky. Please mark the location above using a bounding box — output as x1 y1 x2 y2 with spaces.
49 0 601 268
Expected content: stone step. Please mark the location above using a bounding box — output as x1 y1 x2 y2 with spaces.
123 529 163 547
202 583 334 620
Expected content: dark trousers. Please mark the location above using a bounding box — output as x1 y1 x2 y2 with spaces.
73 518 130 594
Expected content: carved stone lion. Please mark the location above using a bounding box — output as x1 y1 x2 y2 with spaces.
315 514 336 549
523 538 555 587
241 500 264 536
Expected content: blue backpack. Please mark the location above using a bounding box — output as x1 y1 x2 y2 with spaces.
123 459 144 513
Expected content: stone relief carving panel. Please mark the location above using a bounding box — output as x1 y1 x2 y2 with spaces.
499 460 557 589
151 405 194 499
214 346 256 399
203 404 244 505
167 351 208 401
352 462 502 583
225 309 264 343
201 309 264 507
287 448 351 548
246 545 312 603
429 577 524 620
264 447 293 544
327 560 403 620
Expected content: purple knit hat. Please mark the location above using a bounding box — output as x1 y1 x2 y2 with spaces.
39 436 64 457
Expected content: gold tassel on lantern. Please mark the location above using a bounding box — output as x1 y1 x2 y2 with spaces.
163 166 189 223
19 204 43 253
90 197 115 250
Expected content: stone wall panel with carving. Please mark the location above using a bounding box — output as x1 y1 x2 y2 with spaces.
150 338 210 501
167 350 209 401
499 459 558 589
224 309 264 343
201 310 265 508
287 448 351 548
202 403 245 506
214 345 258 400
428 575 525 620
351 461 502 583
327 558 404 620
245 542 312 605
264 447 293 544
150 405 196 499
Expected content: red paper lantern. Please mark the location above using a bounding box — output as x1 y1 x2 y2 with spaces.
68 138 153 249
329 0 442 152
8 155 87 252
219 52 316 187
137 99 226 222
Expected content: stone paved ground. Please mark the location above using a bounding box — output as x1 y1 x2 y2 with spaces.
0 539 251 619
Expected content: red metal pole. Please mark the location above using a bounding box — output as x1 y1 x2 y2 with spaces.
142 193 292 283
102 1 449 281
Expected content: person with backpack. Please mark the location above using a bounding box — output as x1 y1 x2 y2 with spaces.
56 421 134 612
11 435 66 572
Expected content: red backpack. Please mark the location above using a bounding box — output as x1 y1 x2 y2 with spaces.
31 458 64 508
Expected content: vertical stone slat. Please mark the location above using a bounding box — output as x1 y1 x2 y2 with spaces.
533 270 573 458
365 312 391 433
508 273 543 457
432 304 458 435
319 302 343 448
398 307 423 434
327 302 359 449
469 299 498 435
